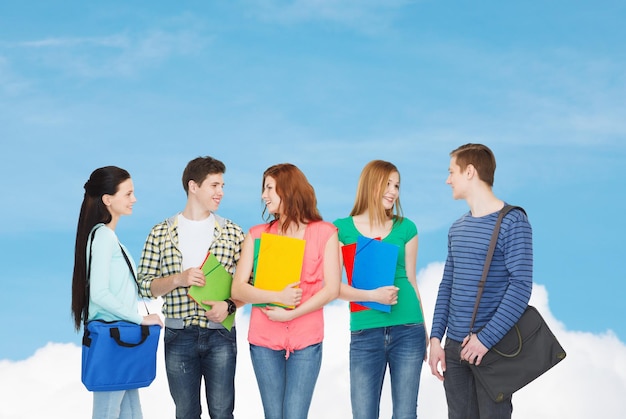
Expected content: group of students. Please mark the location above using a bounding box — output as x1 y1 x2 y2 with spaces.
71 142 533 419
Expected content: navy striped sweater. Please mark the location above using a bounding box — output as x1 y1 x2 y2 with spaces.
431 206 533 349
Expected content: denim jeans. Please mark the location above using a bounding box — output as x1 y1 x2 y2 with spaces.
92 389 142 419
443 338 513 419
164 326 237 419
249 342 323 419
350 323 426 419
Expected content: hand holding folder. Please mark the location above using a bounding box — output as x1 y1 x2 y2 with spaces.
349 236 399 313
188 252 235 330
253 232 306 309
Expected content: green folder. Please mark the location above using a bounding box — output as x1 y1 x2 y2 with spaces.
188 252 235 331
251 238 260 285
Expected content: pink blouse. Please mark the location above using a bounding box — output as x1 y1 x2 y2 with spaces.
247 220 337 356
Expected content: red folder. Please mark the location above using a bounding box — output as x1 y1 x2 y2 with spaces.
341 242 369 312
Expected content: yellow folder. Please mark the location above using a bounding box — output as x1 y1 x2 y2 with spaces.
253 232 306 308
188 252 235 330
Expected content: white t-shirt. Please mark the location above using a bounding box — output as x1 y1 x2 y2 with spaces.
177 213 215 270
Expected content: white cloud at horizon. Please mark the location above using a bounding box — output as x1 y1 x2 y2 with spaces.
1 262 625 418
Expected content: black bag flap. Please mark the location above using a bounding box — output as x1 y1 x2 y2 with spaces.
491 306 543 357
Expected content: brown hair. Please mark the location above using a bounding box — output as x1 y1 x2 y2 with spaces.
182 156 226 194
262 163 323 233
450 143 496 187
350 160 404 227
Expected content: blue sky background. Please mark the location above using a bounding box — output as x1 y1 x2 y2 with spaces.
1 0 625 367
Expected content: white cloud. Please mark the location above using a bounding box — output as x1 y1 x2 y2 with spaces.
1 264 624 418
14 35 130 49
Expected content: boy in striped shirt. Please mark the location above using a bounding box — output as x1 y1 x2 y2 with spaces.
428 144 533 419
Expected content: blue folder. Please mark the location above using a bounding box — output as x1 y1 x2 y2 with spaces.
351 236 399 312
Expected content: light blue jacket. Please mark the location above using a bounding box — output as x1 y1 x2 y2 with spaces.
87 224 143 324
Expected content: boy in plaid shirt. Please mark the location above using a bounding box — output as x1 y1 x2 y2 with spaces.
138 156 245 419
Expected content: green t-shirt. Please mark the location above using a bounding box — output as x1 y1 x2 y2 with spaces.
333 216 424 331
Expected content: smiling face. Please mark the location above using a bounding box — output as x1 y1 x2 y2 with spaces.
103 178 136 218
381 171 400 211
262 175 282 215
191 173 224 213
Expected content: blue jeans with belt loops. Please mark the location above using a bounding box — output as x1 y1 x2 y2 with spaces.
250 342 323 419
164 326 237 419
350 323 426 419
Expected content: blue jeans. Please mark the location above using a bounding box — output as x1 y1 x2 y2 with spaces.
164 326 237 419
350 323 426 419
92 389 142 419
249 342 323 419
443 338 513 419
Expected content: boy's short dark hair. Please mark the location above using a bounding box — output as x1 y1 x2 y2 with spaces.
182 156 226 194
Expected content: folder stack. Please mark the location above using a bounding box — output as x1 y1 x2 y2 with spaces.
342 236 399 313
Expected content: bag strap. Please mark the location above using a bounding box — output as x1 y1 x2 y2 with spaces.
109 324 151 347
468 205 526 334
83 225 150 328
83 226 101 327
118 243 150 314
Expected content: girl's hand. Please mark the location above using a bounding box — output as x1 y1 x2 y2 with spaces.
370 285 399 305
277 281 302 307
261 305 295 322
141 313 164 328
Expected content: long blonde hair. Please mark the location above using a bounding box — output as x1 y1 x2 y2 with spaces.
349 160 404 227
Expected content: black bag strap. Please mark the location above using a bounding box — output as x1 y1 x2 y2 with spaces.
109 324 151 347
83 225 149 329
468 205 526 334
83 226 101 327
118 243 150 315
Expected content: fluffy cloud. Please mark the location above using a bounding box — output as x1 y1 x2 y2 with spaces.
1 263 624 418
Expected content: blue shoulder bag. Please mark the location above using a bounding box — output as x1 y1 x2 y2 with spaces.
81 227 161 392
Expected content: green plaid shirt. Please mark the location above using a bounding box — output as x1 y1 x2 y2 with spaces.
137 213 245 329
